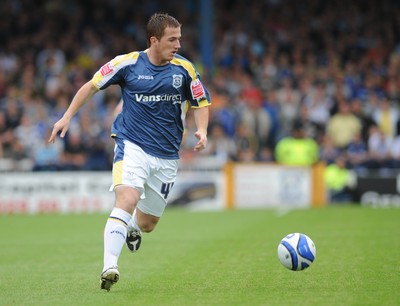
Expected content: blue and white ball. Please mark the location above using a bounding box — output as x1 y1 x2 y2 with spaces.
277 233 316 271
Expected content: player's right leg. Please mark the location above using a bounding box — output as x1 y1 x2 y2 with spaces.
100 206 131 291
101 187 141 291
101 138 146 291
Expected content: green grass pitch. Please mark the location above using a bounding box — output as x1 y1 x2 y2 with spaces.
0 206 399 306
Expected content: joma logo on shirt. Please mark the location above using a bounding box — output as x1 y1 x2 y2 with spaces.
135 94 182 102
138 75 154 80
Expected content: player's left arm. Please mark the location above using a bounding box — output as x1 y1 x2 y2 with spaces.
180 58 211 152
193 106 209 152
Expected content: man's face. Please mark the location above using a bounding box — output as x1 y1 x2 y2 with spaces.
153 26 181 63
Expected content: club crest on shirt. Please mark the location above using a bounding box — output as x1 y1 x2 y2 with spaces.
100 62 114 76
172 74 183 89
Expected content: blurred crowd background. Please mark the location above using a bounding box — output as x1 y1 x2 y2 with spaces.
1 0 400 180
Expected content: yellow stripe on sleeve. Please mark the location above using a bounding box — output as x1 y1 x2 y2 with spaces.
171 57 197 79
191 99 210 109
92 52 140 89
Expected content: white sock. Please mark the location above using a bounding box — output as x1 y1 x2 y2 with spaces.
127 209 141 232
103 207 132 271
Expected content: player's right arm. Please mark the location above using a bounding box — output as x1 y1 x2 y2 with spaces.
49 52 137 143
48 80 99 143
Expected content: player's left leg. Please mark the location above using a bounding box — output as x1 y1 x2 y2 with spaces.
125 207 159 252
125 186 164 252
126 157 177 252
125 209 142 252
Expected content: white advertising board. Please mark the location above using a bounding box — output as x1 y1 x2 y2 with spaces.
233 164 311 209
0 172 114 214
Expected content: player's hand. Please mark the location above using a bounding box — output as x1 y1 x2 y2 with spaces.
48 117 70 143
194 130 207 151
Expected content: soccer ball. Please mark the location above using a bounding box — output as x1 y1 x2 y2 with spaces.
277 233 316 271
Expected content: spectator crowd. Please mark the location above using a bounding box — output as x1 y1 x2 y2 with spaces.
1 0 400 177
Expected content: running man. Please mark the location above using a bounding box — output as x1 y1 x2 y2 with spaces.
49 13 211 291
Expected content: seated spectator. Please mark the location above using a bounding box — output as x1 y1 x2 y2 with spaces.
297 104 324 142
14 114 42 158
326 101 362 149
319 135 342 165
350 98 376 144
60 131 87 170
389 121 400 169
202 122 237 164
238 96 271 154
210 90 238 138
262 89 280 148
302 81 333 131
78 111 111 171
276 76 301 137
258 147 274 162
367 125 393 170
0 111 14 158
345 132 370 172
235 122 259 162
274 121 319 166
33 130 64 171
324 155 354 203
372 96 399 139
83 139 112 171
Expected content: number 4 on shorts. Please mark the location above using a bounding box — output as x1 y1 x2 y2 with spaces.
161 182 174 199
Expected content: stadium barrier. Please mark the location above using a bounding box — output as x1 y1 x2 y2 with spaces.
0 161 326 214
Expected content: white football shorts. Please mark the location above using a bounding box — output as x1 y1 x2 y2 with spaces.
110 138 178 217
